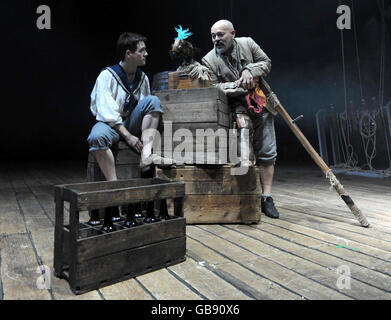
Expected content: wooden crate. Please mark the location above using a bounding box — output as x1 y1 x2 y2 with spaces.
157 166 261 225
155 87 232 165
53 178 186 295
87 141 141 182
168 71 211 90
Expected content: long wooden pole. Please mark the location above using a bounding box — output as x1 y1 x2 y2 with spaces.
259 79 370 228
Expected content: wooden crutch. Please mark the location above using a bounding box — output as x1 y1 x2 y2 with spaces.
259 78 370 228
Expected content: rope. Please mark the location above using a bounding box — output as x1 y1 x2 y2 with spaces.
377 0 386 108
351 0 364 100
359 110 378 170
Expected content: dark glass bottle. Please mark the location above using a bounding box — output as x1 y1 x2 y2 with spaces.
143 201 160 224
101 207 116 233
111 206 121 222
88 209 101 226
124 203 141 228
158 200 172 220
134 202 144 219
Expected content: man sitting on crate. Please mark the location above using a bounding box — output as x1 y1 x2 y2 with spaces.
87 32 178 224
88 32 179 177
202 20 280 219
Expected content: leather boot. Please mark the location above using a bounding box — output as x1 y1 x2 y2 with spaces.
261 197 280 219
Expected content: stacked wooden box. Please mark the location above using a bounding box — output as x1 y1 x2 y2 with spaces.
157 166 261 225
155 87 232 165
154 87 261 225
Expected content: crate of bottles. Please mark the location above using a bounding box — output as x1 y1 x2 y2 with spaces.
53 178 186 295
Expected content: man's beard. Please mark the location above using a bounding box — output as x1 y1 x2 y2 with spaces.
214 42 233 56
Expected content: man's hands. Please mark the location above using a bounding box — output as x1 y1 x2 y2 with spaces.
115 124 143 153
126 135 143 153
238 69 259 90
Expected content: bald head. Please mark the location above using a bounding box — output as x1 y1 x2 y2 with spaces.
211 20 235 33
210 20 236 55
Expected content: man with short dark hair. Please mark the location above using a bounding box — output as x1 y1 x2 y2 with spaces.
202 20 280 219
87 32 178 226
88 32 177 181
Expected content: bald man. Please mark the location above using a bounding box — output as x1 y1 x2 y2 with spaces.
202 20 280 219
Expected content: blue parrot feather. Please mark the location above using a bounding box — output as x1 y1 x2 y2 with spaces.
174 25 193 40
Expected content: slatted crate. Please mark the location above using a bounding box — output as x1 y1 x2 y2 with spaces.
157 165 261 225
53 178 186 295
155 87 232 165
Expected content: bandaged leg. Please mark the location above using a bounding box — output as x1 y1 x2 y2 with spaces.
234 113 255 167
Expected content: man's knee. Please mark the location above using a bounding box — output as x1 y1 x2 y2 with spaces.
87 123 119 152
144 95 161 108
87 133 110 152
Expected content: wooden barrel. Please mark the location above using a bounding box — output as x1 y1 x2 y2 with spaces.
151 71 173 92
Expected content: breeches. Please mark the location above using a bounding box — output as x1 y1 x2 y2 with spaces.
87 95 163 152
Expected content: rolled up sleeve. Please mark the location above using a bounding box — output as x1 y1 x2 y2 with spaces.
242 37 272 78
202 58 248 97
90 71 123 127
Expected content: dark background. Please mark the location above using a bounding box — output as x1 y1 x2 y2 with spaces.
1 0 390 165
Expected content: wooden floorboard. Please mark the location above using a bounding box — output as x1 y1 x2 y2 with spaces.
0 161 390 300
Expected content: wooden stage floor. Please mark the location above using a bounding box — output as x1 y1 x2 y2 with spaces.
0 162 390 300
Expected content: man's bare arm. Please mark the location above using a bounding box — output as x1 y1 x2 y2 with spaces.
114 124 143 153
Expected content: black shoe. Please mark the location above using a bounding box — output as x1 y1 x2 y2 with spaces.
261 197 280 219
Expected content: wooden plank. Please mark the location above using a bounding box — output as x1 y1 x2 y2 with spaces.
136 268 203 300
263 209 391 264
276 200 391 241
158 166 261 195
249 223 391 293
162 123 230 135
75 218 186 262
182 195 260 225
13 176 102 300
65 178 158 193
187 226 351 300
276 206 391 253
203 225 391 300
67 237 186 295
186 238 301 300
168 257 252 300
99 278 154 300
268 208 391 268
0 190 26 236
161 101 230 127
272 180 391 223
76 183 185 211
272 187 391 227
0 233 51 300
155 87 228 105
